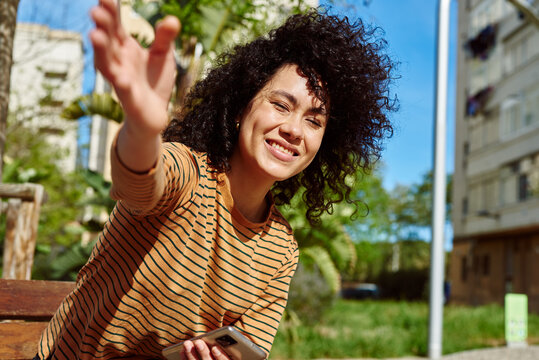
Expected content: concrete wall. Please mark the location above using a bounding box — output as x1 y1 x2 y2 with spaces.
11 23 83 173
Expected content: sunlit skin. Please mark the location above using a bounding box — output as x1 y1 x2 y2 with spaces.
228 64 328 222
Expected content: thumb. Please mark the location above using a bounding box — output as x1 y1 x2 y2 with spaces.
151 16 181 55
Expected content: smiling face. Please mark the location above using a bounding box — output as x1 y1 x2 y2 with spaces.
230 64 328 186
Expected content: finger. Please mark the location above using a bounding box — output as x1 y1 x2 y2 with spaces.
89 28 109 51
98 0 127 42
91 6 116 37
183 340 199 360
98 0 118 17
211 346 230 360
193 339 212 360
90 29 113 75
151 16 181 55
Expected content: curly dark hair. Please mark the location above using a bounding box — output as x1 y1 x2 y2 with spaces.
163 9 397 225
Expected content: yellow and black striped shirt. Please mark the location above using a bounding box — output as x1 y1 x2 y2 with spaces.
38 141 299 359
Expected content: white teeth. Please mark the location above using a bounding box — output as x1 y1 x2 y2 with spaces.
270 142 294 155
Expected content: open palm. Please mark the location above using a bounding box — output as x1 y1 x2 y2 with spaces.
90 0 180 136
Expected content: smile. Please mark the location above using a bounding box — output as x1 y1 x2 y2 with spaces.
267 140 298 156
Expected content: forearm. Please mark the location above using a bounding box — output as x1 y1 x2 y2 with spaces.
109 127 166 213
116 114 165 173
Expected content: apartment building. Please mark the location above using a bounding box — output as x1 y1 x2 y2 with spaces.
10 23 83 172
450 0 539 312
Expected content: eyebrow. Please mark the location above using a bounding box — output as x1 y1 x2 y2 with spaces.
271 90 327 116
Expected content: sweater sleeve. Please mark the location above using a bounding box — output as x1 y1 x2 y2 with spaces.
109 131 199 216
233 243 299 357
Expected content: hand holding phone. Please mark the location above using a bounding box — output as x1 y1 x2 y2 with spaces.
162 326 266 360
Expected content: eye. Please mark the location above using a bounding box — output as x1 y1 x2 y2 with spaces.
307 118 322 128
272 101 289 112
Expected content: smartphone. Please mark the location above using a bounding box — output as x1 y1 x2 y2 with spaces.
162 326 266 360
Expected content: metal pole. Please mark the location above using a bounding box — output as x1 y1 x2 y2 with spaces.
428 0 451 359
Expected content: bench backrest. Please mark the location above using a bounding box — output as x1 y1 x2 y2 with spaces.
0 279 75 360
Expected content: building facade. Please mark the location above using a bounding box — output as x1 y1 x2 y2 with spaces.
450 0 539 312
10 23 83 172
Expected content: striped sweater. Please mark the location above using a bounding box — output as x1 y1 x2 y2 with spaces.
37 140 299 360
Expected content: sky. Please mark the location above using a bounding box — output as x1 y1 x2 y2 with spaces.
16 0 458 190
321 0 458 189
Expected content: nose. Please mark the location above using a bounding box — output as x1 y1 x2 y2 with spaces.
279 115 304 141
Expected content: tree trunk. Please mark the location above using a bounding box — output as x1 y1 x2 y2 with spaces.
0 0 20 182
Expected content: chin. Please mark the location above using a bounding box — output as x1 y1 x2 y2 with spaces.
264 168 301 182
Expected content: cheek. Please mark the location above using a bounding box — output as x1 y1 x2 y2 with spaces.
306 132 325 156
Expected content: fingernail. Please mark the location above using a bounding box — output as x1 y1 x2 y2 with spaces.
212 347 221 356
196 341 205 352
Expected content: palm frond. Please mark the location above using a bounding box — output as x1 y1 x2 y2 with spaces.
61 93 124 123
302 246 341 294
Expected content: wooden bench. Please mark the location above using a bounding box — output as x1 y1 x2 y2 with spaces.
0 279 75 360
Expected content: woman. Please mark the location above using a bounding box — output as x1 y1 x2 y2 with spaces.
36 0 395 359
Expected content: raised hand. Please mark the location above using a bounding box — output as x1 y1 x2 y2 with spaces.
90 0 181 171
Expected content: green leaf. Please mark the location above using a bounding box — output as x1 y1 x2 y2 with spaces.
301 246 341 294
49 241 94 280
62 93 124 123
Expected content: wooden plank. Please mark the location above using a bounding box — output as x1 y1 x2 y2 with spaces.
0 183 47 203
0 322 48 360
2 185 44 280
0 279 75 320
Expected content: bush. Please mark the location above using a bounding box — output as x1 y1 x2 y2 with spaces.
286 262 337 324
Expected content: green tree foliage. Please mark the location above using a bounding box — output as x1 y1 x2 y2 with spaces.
390 171 452 235
1 99 119 280
347 168 393 243
136 0 314 50
343 169 452 285
352 240 393 282
278 179 365 295
33 169 114 281
0 106 87 277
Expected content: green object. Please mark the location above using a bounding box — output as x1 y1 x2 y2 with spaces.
505 293 528 344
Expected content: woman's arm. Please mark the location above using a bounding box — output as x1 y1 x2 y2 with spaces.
90 0 180 173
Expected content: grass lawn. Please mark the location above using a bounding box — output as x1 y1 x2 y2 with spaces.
270 299 539 359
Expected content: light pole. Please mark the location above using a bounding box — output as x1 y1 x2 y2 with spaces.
429 0 451 358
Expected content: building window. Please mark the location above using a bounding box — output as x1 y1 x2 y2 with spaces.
500 86 539 140
44 71 68 80
465 24 497 60
500 97 521 139
482 254 490 276
518 174 529 201
469 184 480 214
484 179 497 210
467 86 493 117
461 257 468 282
473 255 480 274
523 86 539 127
462 197 468 216
500 164 518 206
